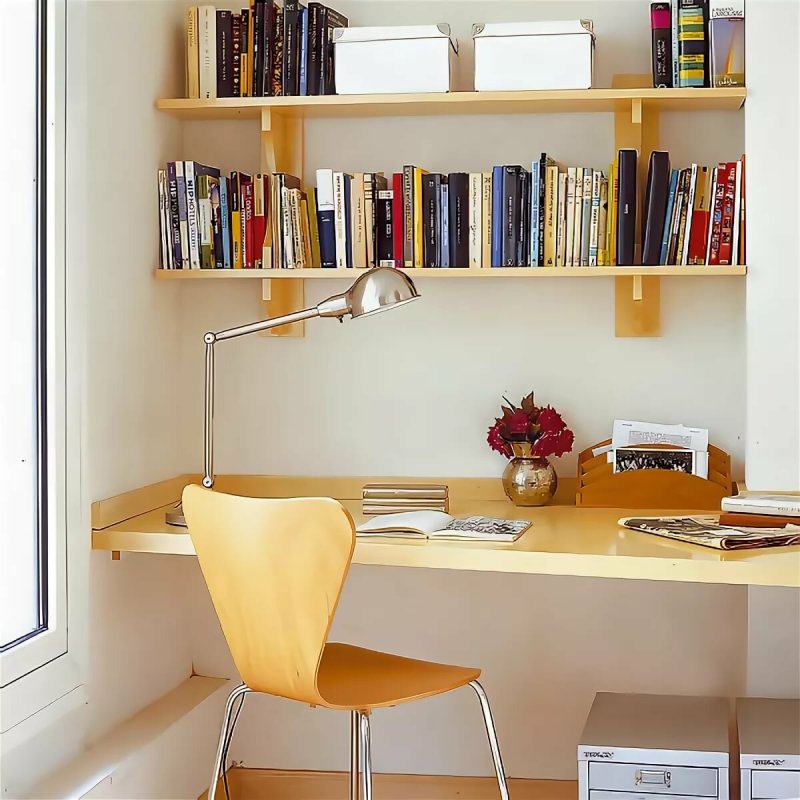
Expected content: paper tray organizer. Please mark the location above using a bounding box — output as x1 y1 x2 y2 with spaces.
576 440 737 509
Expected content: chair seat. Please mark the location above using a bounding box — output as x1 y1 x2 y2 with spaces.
316 643 480 711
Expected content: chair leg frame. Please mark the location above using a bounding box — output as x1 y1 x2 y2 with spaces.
469 680 510 800
350 710 360 800
359 711 373 800
209 683 251 800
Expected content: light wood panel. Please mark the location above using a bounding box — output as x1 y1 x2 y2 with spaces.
201 768 577 800
90 475 800 588
157 87 746 121
154 266 747 280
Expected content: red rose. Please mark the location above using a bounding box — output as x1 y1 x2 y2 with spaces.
487 423 512 458
532 428 575 458
538 406 567 436
506 409 529 436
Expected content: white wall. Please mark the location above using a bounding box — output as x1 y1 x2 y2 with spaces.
177 0 761 782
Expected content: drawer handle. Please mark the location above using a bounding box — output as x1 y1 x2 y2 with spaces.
635 769 672 788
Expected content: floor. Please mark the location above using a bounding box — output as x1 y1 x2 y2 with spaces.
203 768 578 800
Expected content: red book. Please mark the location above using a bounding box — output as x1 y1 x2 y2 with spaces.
392 172 403 267
243 180 255 268
718 162 737 265
253 175 266 268
707 165 728 266
687 166 710 265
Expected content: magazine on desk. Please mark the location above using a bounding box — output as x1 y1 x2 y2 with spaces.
619 515 800 551
357 511 531 543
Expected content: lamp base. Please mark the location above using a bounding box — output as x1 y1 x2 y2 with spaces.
165 502 188 528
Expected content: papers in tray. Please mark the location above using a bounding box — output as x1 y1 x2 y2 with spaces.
356 510 531 542
619 515 800 551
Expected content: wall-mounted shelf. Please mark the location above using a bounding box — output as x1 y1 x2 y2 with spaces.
155 76 746 338
155 266 747 280
155 87 746 121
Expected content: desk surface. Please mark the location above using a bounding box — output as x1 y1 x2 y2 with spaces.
90 474 800 588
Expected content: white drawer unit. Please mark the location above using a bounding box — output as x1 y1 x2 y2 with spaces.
578 693 731 800
738 698 800 800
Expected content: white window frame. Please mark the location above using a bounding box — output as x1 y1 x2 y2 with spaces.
0 0 88 735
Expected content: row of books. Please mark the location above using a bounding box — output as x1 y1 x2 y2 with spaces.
186 1 348 99
157 152 746 271
650 0 745 89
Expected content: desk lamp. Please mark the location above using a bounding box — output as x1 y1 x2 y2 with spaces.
166 267 420 527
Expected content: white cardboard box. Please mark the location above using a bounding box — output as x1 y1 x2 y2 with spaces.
333 24 458 95
473 20 594 91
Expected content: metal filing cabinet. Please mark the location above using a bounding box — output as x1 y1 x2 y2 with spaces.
738 698 800 800
578 693 731 800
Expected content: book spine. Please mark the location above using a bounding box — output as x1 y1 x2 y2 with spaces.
537 154 547 265
688 165 710 264
343 174 352 267
271 6 284 95
175 163 190 269
517 169 529 267
449 173 469 267
580 169 592 266
589 170 601 266
675 170 692 265
241 9 250 96
376 189 394 265
543 165 558 267
468 173 482 268
530 161 540 266
572 168 584 266
501 167 518 267
316 168 336 267
253 175 266 268
392 172 403 267
290 190 303 267
731 160 743 264
617 150 638 265
307 3 321 95
678 0 708 88
333 171 347 267
709 0 745 87
282 0 299 96
184 162 201 269
671 0 680 87
350 173 367 268
198 6 217 99
300 194 313 267
307 188 320 266
281 186 294 268
556 172 568 267
364 173 375 268
440 182 450 267
196 175 212 269
481 172 492 268
231 13 242 97
402 165 414 267
660 169 678 264
597 176 608 266
413 167 424 268
251 0 263 96
718 161 736 264
262 1 275 97
219 176 231 268
243 179 254 268
187 7 200 98
489 166 502 267
230 172 241 268
210 177 223 268
422 174 439 268
166 162 183 269
651 2 672 87
609 161 619 265
298 6 308 96
158 170 171 269
667 169 687 265
216 10 233 97
563 168 575 267
680 163 698 264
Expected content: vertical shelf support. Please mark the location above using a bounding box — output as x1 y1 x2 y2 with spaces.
613 74 662 337
260 109 306 337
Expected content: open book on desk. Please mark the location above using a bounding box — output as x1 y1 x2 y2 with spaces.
357 511 531 543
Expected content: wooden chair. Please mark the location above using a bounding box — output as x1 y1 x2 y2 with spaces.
182 484 509 800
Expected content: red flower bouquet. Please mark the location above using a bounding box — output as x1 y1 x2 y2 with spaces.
487 392 575 459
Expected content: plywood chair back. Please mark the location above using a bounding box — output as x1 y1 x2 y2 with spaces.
182 484 356 704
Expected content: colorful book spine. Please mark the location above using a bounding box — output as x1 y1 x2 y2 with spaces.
543 165 558 267
481 172 492 268
176 163 190 269
687 165 710 264
402 165 414 267
709 0 745 87
350 173 367 268
315 168 335 267
449 172 469 268
413 167 425 268
392 172 403 267
231 13 242 97
241 9 250 96
422 174 440 268
491 166 503 267
307 187 321 266
660 169 679 265
469 173 482 268
650 2 672 88
376 189 394 266
556 172 568 267
220 175 232 268
589 170 601 266
580 169 592 266
609 161 619 265
333 171 347 267
158 170 171 269
572 168 584 266
230 172 242 268
597 176 608 266
440 182 450 268
216 10 233 97
678 0 708 88
530 160 540 266
680 164 698 264
166 162 183 269
718 161 737 265
243 178 254 267
565 167 576 267
298 6 308 95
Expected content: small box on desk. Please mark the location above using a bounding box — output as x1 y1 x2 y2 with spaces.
472 20 595 91
334 25 458 95
578 693 732 800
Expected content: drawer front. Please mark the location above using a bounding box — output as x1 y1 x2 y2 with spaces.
589 762 718 796
591 793 710 800
751 770 800 799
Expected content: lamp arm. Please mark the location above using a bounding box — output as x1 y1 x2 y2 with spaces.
202 306 321 489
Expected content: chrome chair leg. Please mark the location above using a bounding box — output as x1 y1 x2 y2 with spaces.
359 712 373 800
208 684 250 800
469 680 510 800
350 710 360 800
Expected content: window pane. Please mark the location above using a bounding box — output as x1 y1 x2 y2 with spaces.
0 0 45 648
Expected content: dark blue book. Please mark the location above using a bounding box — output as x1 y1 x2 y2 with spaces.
660 169 679 265
298 7 308 95
501 166 521 267
422 173 441 268
491 166 503 267
315 169 336 267
344 173 352 268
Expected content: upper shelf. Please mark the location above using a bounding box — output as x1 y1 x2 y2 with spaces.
155 87 747 121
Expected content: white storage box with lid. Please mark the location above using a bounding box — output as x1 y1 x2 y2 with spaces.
578 693 731 800
472 20 594 91
738 698 800 800
333 24 458 95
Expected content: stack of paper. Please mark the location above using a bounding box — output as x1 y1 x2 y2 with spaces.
362 484 449 516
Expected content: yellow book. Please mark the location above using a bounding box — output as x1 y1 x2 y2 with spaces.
186 7 199 99
481 171 492 268
608 161 619 266
413 167 427 268
306 188 321 267
543 165 559 266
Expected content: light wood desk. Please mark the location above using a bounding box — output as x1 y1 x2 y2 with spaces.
90 474 800 588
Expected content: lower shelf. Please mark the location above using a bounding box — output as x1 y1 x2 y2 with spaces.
203 768 577 800
156 266 747 279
